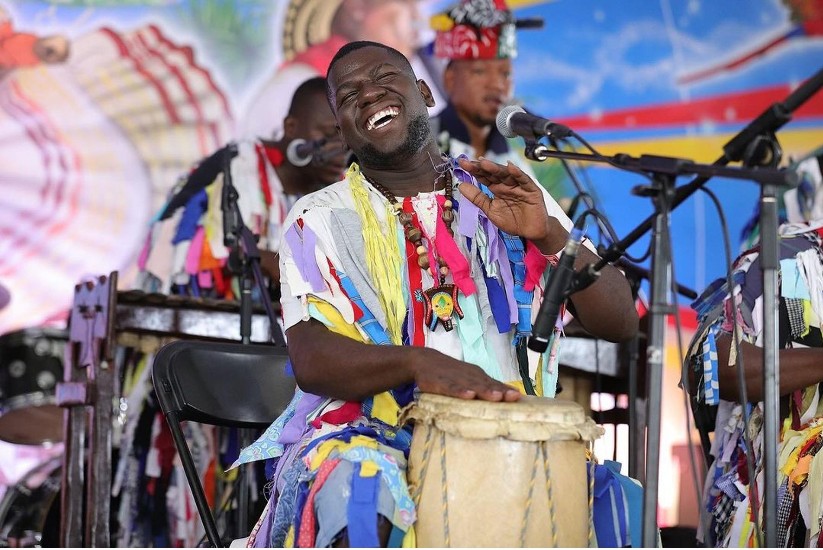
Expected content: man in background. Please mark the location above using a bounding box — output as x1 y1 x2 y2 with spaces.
427 0 571 204
138 76 348 298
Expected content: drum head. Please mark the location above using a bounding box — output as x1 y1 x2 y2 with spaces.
0 457 62 548
0 328 66 445
0 406 63 446
404 393 603 442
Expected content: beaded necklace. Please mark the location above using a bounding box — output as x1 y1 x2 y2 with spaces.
363 169 464 331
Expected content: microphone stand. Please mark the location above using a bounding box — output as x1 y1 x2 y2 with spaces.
220 142 287 540
530 136 700 483
615 258 698 482
524 146 795 547
221 143 286 348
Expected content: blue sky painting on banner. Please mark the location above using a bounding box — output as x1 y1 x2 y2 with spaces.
507 0 823 298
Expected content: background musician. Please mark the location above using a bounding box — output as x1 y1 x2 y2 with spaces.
137 76 348 300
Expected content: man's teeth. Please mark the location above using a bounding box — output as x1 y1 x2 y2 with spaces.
367 107 399 130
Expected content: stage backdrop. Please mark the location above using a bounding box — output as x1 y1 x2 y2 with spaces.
0 0 821 335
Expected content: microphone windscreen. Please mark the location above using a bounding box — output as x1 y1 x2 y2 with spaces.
495 104 525 139
286 139 312 166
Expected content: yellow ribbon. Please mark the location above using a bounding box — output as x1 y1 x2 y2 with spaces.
348 164 405 345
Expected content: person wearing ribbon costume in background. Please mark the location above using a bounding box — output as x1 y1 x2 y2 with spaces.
234 40 638 547
137 76 348 299
686 157 823 546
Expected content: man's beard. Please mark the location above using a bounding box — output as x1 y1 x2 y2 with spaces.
355 113 430 169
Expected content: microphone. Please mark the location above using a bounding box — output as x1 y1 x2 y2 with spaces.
286 138 326 167
496 105 572 141
527 216 587 353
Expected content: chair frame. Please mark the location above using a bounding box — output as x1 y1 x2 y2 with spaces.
152 339 294 547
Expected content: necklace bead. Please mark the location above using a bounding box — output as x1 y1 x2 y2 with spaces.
363 168 455 284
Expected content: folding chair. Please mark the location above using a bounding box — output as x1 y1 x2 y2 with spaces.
152 340 295 547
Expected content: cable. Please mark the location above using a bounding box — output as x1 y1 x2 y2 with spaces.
560 138 655 263
566 191 593 221
699 186 763 546
552 137 619 248
548 136 655 264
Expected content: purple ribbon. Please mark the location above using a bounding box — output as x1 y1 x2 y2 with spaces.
454 163 517 323
284 222 326 292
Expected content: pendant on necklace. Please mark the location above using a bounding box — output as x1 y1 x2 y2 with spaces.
421 283 463 332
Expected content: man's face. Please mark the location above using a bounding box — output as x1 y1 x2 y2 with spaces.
328 46 435 169
444 58 513 128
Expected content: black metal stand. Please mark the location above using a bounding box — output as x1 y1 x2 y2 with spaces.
616 259 697 482
643 171 677 546
221 143 286 348
220 142 287 540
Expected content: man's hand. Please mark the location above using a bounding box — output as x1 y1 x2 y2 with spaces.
288 320 521 402
259 249 280 282
412 351 522 402
456 157 557 246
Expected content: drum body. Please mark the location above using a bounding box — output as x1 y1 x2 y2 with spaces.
0 457 62 548
405 394 602 548
0 329 67 445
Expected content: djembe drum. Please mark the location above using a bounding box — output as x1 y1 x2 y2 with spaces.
404 393 602 548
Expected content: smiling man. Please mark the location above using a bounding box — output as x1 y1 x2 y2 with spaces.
241 41 637 547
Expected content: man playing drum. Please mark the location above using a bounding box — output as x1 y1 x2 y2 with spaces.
239 40 638 547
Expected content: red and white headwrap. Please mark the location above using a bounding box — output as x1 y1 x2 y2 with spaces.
430 0 526 60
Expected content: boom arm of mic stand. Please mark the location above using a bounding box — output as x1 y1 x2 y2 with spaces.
724 66 823 162
529 66 822 279
529 148 789 548
525 148 795 290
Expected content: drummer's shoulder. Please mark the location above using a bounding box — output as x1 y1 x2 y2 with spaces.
285 179 353 221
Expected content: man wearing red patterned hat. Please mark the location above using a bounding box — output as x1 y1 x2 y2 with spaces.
428 0 540 173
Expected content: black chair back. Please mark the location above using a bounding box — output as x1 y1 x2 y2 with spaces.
152 340 295 547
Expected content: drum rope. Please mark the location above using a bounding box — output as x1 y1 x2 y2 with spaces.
439 430 450 547
542 441 559 548
520 443 541 547
410 426 434 507
587 444 595 547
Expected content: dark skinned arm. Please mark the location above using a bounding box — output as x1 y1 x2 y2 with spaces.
286 319 521 403
457 157 638 343
258 249 280 282
715 333 823 402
